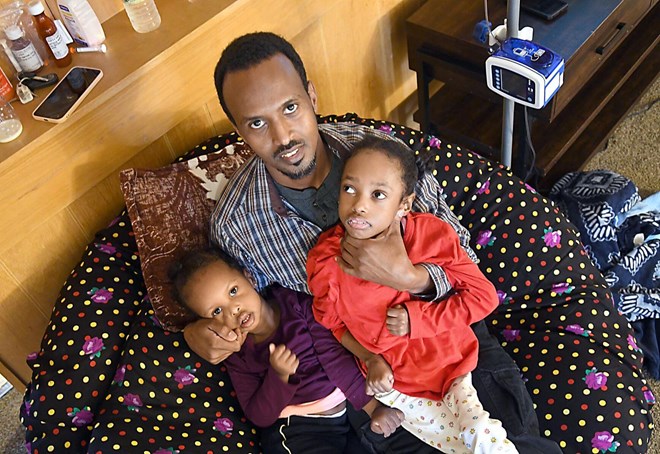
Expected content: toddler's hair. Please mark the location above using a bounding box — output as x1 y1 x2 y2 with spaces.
348 136 431 198
169 248 242 310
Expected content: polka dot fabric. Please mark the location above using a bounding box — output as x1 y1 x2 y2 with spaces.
21 114 654 453
356 115 653 454
21 213 145 453
87 300 258 453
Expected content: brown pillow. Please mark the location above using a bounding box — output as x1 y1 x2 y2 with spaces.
120 142 254 331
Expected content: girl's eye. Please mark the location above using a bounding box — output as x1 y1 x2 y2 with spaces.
373 191 386 200
212 307 223 316
284 103 298 114
249 119 265 129
229 286 238 297
343 185 355 194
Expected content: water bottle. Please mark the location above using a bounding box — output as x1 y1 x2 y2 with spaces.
123 0 161 34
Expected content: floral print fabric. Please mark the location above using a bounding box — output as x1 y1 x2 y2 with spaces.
21 114 653 453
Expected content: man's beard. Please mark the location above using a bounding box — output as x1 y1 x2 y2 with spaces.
280 154 317 180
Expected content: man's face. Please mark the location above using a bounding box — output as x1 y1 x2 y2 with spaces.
222 53 324 189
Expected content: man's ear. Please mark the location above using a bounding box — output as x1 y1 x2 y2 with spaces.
243 269 258 289
307 80 318 112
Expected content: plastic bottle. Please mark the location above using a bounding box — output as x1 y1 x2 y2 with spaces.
4 25 43 73
123 0 161 34
28 0 72 68
0 98 22 143
56 0 105 47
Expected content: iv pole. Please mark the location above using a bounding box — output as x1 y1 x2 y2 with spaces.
500 0 521 168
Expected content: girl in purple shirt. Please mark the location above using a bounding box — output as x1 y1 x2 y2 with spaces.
170 248 404 454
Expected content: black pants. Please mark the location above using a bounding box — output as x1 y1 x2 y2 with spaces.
260 411 365 454
349 321 564 454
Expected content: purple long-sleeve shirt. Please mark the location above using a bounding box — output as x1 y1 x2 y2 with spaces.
224 285 371 428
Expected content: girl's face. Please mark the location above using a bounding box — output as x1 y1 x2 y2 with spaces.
339 148 414 239
181 260 268 337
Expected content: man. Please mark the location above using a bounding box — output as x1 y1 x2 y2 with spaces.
184 32 561 453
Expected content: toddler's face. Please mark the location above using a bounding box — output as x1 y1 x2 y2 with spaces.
182 261 265 336
339 148 410 239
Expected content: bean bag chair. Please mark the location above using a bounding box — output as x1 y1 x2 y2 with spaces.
21 113 654 453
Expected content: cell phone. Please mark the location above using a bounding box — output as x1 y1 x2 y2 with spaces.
521 0 568 21
32 67 103 123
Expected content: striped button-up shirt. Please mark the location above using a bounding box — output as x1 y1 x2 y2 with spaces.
209 121 476 299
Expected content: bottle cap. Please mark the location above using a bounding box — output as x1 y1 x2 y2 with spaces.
27 1 45 16
4 25 23 41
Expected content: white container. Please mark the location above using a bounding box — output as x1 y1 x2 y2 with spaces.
56 0 105 46
123 0 161 34
0 100 23 143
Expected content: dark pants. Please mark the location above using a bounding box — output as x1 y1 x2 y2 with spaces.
260 411 365 454
349 321 563 454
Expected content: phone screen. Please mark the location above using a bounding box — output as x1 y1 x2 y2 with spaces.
33 67 102 120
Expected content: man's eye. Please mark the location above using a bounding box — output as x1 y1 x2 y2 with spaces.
284 103 298 114
212 307 223 316
249 119 265 129
229 286 238 297
373 191 387 200
343 185 355 194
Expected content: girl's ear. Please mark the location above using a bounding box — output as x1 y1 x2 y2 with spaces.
396 193 415 219
243 269 258 289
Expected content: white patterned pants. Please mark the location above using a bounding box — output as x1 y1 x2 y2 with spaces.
375 373 519 454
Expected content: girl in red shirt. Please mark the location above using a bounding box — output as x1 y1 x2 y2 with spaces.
307 136 518 453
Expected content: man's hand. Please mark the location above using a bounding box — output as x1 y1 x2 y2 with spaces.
386 304 410 336
364 354 394 395
370 405 405 437
183 318 245 364
338 218 431 294
269 343 299 383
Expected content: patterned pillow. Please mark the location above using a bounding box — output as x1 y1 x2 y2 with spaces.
120 140 253 331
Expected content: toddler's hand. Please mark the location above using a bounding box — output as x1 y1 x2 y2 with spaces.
364 354 394 395
386 304 410 336
370 405 404 438
269 343 299 383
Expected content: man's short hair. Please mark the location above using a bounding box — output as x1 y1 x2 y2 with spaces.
214 32 308 124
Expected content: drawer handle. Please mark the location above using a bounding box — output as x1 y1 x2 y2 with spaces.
596 22 626 56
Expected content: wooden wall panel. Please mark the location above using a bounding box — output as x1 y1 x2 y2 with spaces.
1 0 423 387
68 136 176 238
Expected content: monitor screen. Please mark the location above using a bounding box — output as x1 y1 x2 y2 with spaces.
500 68 529 100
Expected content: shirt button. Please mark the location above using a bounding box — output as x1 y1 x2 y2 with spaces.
372 338 377 343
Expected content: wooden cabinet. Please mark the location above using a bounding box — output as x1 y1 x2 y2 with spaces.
406 0 659 190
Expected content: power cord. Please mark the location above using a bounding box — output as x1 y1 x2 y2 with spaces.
523 106 537 183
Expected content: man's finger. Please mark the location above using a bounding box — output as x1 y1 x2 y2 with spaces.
210 321 238 341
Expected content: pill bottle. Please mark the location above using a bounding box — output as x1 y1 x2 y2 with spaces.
4 25 43 73
28 0 72 68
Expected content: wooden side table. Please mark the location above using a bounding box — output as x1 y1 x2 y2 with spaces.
406 0 659 190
